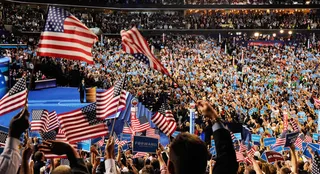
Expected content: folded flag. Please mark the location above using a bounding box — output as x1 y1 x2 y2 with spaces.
0 77 27 116
58 103 109 143
38 6 98 64
30 110 49 132
96 77 127 119
121 27 170 76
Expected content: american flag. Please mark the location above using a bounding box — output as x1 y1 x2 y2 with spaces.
294 134 304 150
247 147 256 157
244 157 253 165
0 131 8 147
312 151 320 174
30 110 49 132
48 111 59 131
120 27 170 76
96 78 127 119
0 77 27 116
236 151 244 162
133 152 147 159
305 134 313 143
123 121 134 134
40 129 77 158
289 118 299 132
97 136 105 147
57 103 109 143
114 133 127 146
132 116 151 133
146 128 160 140
38 6 98 64
151 102 176 136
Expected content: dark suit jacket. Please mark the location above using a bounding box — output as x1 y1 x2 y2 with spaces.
212 123 238 174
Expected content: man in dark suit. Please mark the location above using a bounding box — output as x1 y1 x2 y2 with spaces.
78 79 86 103
197 101 238 174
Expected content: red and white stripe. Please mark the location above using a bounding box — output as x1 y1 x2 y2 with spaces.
133 152 147 159
236 151 244 162
314 98 320 108
57 109 109 143
38 8 98 64
120 27 170 75
30 110 49 132
96 87 127 119
146 128 160 140
48 111 59 131
151 112 176 136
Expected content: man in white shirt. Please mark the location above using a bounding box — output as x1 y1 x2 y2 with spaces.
0 107 30 174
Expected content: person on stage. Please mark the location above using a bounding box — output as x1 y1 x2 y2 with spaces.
78 79 86 103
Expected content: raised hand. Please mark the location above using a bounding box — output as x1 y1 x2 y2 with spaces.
9 107 30 139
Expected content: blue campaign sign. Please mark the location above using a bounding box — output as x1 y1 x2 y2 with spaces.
210 147 216 156
172 131 181 138
121 133 132 142
133 136 158 153
252 134 261 142
234 133 242 140
284 132 299 147
77 139 91 152
313 133 319 141
273 146 284 153
211 140 215 147
264 137 276 147
303 143 320 159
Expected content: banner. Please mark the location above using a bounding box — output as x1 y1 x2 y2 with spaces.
248 41 284 47
313 133 319 142
234 133 242 140
77 139 91 152
265 151 284 163
264 137 276 147
252 134 261 142
189 103 196 134
284 132 299 147
133 136 158 153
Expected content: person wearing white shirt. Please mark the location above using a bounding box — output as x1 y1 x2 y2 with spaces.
0 107 30 174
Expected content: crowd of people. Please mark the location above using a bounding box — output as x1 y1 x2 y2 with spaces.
2 30 320 173
2 3 320 33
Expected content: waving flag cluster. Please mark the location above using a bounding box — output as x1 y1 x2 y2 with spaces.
0 77 27 116
58 103 109 143
96 77 127 119
151 102 176 136
38 6 98 64
120 27 170 76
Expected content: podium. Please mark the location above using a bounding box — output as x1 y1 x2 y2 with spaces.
86 87 96 103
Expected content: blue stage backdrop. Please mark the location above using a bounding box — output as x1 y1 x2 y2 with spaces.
0 57 10 99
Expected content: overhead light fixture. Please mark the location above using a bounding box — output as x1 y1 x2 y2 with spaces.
288 31 293 35
280 29 284 34
306 1 310 5
273 33 276 37
254 32 259 37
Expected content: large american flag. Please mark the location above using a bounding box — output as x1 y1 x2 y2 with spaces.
57 103 109 143
120 27 170 76
0 131 8 147
0 77 27 116
30 110 49 132
48 111 59 131
151 102 176 136
40 129 77 158
132 116 151 133
96 78 127 119
38 6 98 64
